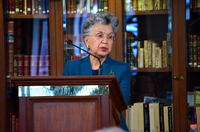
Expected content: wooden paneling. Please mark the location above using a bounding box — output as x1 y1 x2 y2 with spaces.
0 0 7 131
55 0 64 76
171 0 187 132
25 96 101 132
115 0 124 62
49 0 57 76
108 0 116 60
177 0 188 132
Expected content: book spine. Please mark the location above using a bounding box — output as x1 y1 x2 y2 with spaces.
134 104 139 132
164 106 169 132
11 115 16 132
168 106 173 132
138 103 144 132
32 0 35 14
17 55 24 76
15 117 19 132
142 0 148 11
188 34 194 67
125 108 129 131
154 0 160 10
79 0 83 14
194 107 197 124
104 0 108 11
131 105 134 132
193 35 198 67
46 0 49 14
78 0 81 13
159 103 164 132
152 42 156 68
38 0 42 14
72 0 76 13
9 0 12 14
198 0 200 8
35 0 39 14
166 0 171 9
149 103 155 132
127 37 131 67
19 0 23 14
30 55 38 76
13 55 18 76
23 0 27 14
24 55 30 76
98 0 102 12
7 21 14 77
67 0 71 13
196 107 200 131
90 0 93 13
160 0 163 10
197 35 200 68
42 0 46 14
147 41 152 68
144 40 148 68
133 0 138 11
143 103 150 132
167 33 172 68
44 55 50 76
138 0 142 11
82 0 86 13
27 0 32 14
12 0 15 14
163 0 167 9
101 0 104 12
138 48 144 68
38 55 45 76
87 0 90 13
70 0 74 13
158 47 162 68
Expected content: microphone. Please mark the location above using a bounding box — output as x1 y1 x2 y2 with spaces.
66 40 103 75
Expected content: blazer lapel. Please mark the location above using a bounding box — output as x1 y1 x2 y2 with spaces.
81 55 93 75
102 56 113 75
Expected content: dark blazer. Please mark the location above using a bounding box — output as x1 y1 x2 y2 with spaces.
63 55 130 131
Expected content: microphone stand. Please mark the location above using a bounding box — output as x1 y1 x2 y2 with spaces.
66 40 103 75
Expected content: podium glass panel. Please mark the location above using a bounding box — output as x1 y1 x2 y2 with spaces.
18 85 109 97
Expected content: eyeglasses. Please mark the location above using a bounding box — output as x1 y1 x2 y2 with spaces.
89 32 114 42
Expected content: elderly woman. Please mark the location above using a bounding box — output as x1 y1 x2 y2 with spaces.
63 11 130 131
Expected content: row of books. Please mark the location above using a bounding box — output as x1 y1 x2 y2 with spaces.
12 54 50 76
125 0 171 12
65 0 108 14
63 47 88 65
6 0 49 15
190 0 200 9
126 33 172 68
7 20 49 77
7 112 19 132
125 103 173 132
187 34 200 68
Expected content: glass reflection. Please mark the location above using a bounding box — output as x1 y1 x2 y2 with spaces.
18 85 109 97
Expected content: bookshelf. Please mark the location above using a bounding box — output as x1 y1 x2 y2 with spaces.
0 0 199 132
7 14 49 19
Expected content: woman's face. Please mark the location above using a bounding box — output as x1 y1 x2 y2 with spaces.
84 23 114 58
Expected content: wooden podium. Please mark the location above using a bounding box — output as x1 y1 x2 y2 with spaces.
10 75 127 132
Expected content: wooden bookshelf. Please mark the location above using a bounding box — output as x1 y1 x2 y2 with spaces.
187 68 200 72
7 14 49 19
125 10 171 16
191 8 200 13
130 68 172 72
66 13 92 18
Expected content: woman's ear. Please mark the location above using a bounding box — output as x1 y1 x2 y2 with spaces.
84 37 89 44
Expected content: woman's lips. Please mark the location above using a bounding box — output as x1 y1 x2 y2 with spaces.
100 47 108 51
